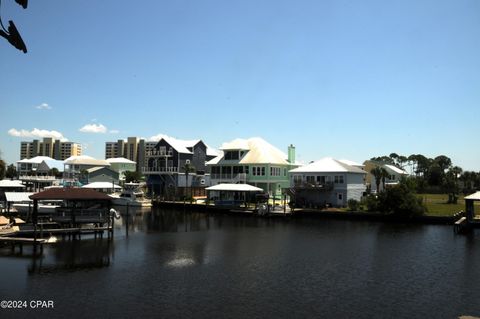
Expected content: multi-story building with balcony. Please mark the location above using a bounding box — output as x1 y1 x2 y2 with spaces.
206 137 298 197
20 138 82 160
142 137 218 197
289 157 366 207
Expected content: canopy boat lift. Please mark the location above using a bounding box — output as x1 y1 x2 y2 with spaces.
454 191 480 234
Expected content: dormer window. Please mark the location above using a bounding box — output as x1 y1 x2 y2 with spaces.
224 151 240 160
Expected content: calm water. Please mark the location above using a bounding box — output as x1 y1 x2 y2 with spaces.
1 208 480 319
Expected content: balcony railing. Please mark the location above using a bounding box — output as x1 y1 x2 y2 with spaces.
211 173 247 183
19 175 57 181
142 167 178 174
145 150 173 157
293 181 334 190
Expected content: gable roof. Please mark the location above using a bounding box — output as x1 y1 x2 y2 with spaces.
156 137 219 157
290 157 366 174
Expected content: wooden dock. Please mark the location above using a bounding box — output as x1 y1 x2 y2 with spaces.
0 236 48 254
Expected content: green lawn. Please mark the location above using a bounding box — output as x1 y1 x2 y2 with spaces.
420 193 474 217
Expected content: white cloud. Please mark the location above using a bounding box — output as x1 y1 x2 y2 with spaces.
109 129 120 134
35 103 52 110
79 123 107 134
8 128 68 141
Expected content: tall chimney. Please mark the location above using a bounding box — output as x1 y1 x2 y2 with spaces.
288 144 295 164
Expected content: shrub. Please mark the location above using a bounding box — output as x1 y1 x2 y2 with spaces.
347 199 359 211
377 184 426 217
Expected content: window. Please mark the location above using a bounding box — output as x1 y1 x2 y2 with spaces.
334 175 344 184
252 166 265 176
224 151 239 160
293 175 303 183
306 176 315 183
270 167 281 176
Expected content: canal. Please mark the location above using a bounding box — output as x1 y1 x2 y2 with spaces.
1 207 480 318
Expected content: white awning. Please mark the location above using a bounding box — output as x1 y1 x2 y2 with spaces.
82 182 122 189
4 192 34 203
205 183 263 192
465 191 480 201
0 180 26 188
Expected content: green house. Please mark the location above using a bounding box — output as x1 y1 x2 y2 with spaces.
207 137 298 197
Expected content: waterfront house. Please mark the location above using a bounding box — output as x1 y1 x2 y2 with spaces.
363 160 409 193
106 157 137 182
84 167 120 185
16 156 64 175
63 155 110 181
142 137 218 197
207 137 298 197
289 157 367 207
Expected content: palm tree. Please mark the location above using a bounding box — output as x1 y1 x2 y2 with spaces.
380 167 389 191
182 162 196 200
370 167 383 193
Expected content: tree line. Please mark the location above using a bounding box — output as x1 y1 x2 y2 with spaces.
370 153 479 201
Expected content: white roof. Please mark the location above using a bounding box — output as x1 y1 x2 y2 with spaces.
290 157 366 174
64 155 110 166
82 182 122 189
4 192 34 202
17 156 56 164
0 180 26 188
206 183 264 192
17 156 64 171
338 159 364 167
465 191 480 201
210 137 290 165
220 138 251 151
384 164 408 175
106 157 136 164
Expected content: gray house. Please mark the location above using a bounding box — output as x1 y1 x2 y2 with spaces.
143 137 217 196
289 157 366 208
85 167 120 185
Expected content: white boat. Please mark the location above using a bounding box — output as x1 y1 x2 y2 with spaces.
110 183 152 207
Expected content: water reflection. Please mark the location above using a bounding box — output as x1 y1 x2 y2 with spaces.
27 239 113 274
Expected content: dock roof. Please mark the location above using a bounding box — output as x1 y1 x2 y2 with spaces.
30 188 112 201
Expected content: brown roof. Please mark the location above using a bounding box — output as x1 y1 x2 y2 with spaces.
29 188 112 201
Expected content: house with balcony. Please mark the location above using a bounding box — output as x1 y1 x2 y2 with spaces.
143 137 218 197
363 160 409 193
106 157 136 182
207 137 298 197
289 157 367 208
63 155 111 181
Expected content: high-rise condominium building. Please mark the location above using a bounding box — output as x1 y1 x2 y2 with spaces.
20 138 82 160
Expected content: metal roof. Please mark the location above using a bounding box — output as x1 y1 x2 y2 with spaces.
64 155 110 166
30 188 112 201
290 157 366 174
106 157 136 164
4 192 34 202
0 180 26 188
211 137 291 165
206 183 264 192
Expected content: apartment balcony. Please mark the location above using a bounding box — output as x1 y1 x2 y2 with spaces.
19 175 57 182
142 167 178 174
210 173 247 183
145 150 173 157
293 181 334 191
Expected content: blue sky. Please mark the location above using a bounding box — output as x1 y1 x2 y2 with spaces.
1 0 479 170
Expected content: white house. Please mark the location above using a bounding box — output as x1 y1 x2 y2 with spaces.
363 160 409 193
289 157 367 207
